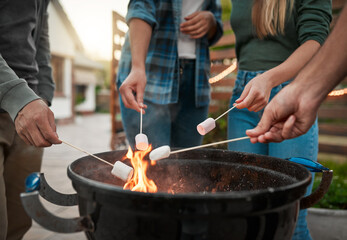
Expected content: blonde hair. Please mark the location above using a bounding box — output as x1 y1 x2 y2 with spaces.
252 0 294 39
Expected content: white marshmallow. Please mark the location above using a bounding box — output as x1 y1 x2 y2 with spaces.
135 133 149 150
197 118 216 135
111 161 134 182
149 145 171 161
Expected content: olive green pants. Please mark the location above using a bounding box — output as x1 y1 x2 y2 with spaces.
0 113 43 240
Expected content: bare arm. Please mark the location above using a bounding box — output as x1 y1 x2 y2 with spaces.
246 5 347 142
119 18 152 112
236 40 321 112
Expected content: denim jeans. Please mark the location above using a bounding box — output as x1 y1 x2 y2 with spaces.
120 59 209 149
228 70 318 240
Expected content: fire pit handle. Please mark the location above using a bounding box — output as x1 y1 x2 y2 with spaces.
287 158 333 210
20 191 94 233
299 169 333 209
25 172 78 206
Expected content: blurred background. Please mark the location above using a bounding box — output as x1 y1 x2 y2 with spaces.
23 0 347 239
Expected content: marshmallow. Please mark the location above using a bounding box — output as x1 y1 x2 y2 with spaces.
135 133 149 150
197 118 216 135
111 161 134 182
149 145 171 161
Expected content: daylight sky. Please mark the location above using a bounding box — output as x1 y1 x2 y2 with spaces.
59 0 129 60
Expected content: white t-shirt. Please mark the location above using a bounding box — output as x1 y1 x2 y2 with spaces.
178 0 204 59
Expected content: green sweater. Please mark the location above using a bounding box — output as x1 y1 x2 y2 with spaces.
230 0 332 71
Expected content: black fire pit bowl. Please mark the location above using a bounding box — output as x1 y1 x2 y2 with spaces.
20 149 333 240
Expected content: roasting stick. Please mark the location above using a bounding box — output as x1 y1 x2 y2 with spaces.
135 107 149 150
62 140 113 166
149 136 250 161
197 104 237 135
215 105 237 121
61 140 133 181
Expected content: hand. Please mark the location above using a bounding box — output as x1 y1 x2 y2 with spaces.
119 68 148 113
15 99 62 147
235 72 274 112
246 83 319 143
180 11 216 39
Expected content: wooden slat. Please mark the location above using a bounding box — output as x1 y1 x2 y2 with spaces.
318 107 347 120
214 34 235 47
210 48 236 61
319 143 347 155
209 105 219 113
319 124 347 136
211 92 232 100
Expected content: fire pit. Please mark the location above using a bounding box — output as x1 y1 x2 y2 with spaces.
21 149 332 240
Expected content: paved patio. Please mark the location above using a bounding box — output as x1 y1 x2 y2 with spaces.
23 113 119 240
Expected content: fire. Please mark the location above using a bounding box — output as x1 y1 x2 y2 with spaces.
123 146 158 193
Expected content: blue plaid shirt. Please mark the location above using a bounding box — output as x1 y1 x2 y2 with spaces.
117 0 223 107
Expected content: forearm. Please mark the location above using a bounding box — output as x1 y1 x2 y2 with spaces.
128 18 152 70
267 40 321 87
0 54 40 120
293 6 347 106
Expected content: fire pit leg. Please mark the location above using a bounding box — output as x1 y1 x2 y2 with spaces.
20 191 94 233
25 172 78 206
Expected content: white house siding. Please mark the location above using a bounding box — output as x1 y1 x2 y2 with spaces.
50 58 73 119
48 3 75 57
48 3 75 120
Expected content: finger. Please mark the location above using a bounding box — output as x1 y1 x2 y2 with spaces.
181 15 201 30
48 112 62 144
122 88 138 110
249 137 259 144
181 22 203 35
15 123 34 145
183 12 199 21
258 135 269 143
235 87 250 108
238 94 256 110
190 32 206 39
264 131 284 142
39 117 61 145
248 101 266 112
136 86 145 112
31 123 52 147
18 131 32 145
282 115 296 139
246 109 274 137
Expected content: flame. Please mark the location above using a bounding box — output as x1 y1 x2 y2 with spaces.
123 146 158 193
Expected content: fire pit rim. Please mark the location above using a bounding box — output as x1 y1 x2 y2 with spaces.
67 148 312 200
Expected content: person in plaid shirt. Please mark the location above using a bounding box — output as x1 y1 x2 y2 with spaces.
117 0 223 149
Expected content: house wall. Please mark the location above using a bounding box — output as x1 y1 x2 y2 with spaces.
50 58 73 119
48 3 75 120
48 4 75 57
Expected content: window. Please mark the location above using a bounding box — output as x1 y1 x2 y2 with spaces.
51 55 64 96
